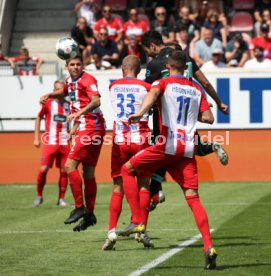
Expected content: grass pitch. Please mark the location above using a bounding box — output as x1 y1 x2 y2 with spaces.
0 182 270 276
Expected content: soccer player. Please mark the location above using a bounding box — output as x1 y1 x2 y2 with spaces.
40 55 105 230
141 31 229 210
122 50 218 269
33 80 70 207
102 55 152 250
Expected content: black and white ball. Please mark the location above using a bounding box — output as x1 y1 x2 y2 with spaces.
56 37 78 60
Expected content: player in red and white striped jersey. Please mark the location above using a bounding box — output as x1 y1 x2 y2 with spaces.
122 51 218 268
102 55 151 250
40 55 105 231
33 80 70 208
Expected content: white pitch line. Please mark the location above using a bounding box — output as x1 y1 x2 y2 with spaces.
128 229 214 276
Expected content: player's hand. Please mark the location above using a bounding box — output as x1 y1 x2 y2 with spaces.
40 94 49 104
218 102 229 114
67 112 82 123
33 139 40 148
208 102 213 108
128 113 142 124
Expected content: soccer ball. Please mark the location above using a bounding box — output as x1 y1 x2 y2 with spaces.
56 37 78 60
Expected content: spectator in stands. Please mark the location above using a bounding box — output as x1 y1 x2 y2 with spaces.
250 23 271 60
74 0 100 28
150 6 175 44
7 47 43 76
94 5 123 50
225 33 249 68
244 46 271 68
254 0 271 27
123 8 149 43
86 27 119 70
175 5 200 46
201 9 227 49
0 43 8 61
175 26 190 56
71 16 95 65
120 35 147 65
193 28 223 67
254 9 271 37
201 48 226 70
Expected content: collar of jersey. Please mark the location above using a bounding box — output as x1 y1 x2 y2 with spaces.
71 71 84 82
123 76 137 79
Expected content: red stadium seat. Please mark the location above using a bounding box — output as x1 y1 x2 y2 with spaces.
105 0 127 11
229 12 254 32
233 0 254 10
138 14 150 26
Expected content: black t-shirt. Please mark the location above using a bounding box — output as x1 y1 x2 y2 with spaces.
71 26 93 47
145 46 199 84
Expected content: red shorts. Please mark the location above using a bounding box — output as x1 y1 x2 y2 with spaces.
130 145 198 190
41 144 70 168
68 129 105 166
111 141 150 178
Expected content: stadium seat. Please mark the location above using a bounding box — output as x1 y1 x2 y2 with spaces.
138 14 150 26
105 0 127 11
232 0 255 10
229 12 254 32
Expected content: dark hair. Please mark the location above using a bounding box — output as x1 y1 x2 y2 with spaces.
167 50 187 71
141 31 164 47
254 46 264 52
66 55 83 64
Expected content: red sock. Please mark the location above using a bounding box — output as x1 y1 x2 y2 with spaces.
139 189 150 228
121 165 141 224
186 195 213 252
58 171 68 199
37 171 47 197
68 170 83 208
84 178 97 214
109 192 124 230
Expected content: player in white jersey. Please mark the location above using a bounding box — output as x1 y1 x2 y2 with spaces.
102 55 152 250
122 50 218 269
33 80 70 207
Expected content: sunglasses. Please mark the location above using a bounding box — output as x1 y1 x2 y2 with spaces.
103 9 111 13
99 33 108 36
156 12 166 16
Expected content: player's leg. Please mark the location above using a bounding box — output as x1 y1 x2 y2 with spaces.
64 157 85 224
102 176 123 250
56 146 69 206
135 176 154 248
33 165 49 207
168 158 217 269
33 145 55 207
196 131 228 165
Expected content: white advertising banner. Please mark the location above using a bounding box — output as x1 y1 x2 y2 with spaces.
1 69 271 131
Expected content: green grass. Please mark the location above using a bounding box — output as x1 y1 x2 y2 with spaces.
0 182 270 276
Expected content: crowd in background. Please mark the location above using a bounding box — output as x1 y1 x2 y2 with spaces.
3 0 271 75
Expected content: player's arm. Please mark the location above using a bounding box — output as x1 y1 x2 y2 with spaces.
67 95 100 122
68 121 80 140
128 88 161 124
198 110 214 124
40 86 65 104
33 115 42 148
193 69 228 114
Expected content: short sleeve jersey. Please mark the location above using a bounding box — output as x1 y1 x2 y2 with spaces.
65 71 105 131
109 77 151 144
151 76 210 157
94 17 123 41
38 98 70 145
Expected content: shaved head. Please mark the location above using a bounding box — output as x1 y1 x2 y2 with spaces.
122 55 141 76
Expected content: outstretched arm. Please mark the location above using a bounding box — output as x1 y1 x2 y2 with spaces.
40 87 65 104
128 88 160 124
194 70 229 114
33 116 42 148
